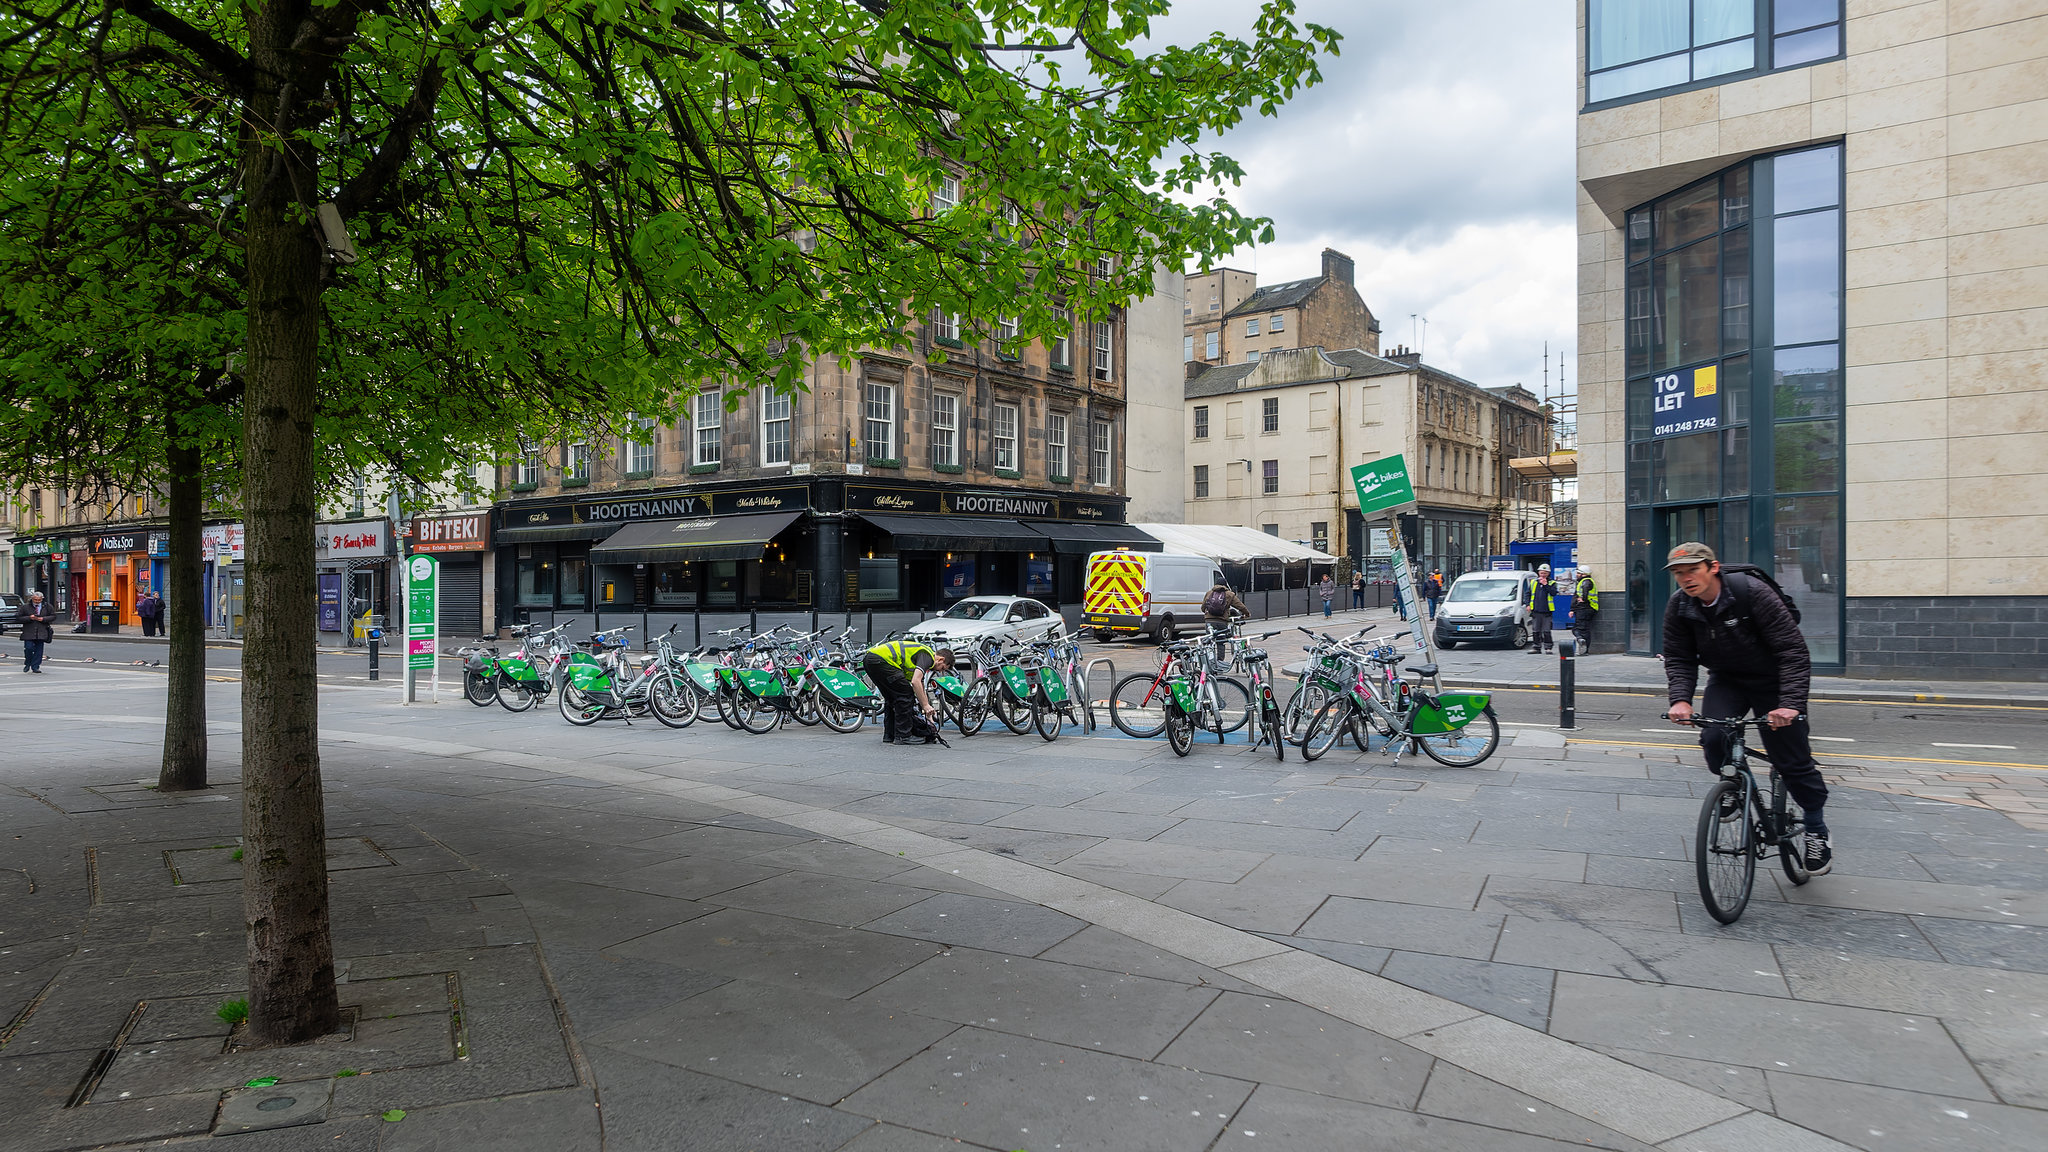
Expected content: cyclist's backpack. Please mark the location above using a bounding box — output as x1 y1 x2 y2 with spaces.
1202 586 1229 616
1720 563 1801 625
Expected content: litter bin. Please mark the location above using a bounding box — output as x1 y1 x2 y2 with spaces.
89 600 121 633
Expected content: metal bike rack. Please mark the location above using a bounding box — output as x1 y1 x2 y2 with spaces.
1082 656 1117 706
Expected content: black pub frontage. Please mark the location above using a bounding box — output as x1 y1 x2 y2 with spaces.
492 477 1154 629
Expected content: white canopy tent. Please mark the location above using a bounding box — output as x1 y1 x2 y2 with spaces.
1132 523 1339 565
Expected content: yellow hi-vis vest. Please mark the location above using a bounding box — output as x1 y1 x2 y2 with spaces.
866 640 935 673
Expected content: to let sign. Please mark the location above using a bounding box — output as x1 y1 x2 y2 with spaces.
1652 364 1720 438
1350 455 1417 517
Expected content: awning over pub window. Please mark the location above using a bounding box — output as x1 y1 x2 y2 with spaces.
1031 522 1162 555
852 513 1047 553
588 511 804 564
496 522 620 544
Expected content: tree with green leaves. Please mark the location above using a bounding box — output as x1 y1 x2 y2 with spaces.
0 0 1337 1046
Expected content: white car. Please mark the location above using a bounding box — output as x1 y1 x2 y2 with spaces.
907 596 1064 650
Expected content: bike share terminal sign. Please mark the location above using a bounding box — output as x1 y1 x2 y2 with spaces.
404 553 438 693
1350 454 1416 517
1652 364 1719 438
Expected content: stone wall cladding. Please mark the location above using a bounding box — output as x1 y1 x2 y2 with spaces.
1846 597 2048 682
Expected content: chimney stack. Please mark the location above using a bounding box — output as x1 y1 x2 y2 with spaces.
1321 248 1354 286
1386 345 1422 366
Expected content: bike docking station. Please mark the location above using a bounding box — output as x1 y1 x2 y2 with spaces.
1349 452 1441 691
1557 634 1578 731
401 552 439 704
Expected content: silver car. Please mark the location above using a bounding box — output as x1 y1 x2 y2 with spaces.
909 596 1063 649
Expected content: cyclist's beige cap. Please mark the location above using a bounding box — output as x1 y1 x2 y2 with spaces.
1664 541 1716 568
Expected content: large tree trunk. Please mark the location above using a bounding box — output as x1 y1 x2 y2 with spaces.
240 0 339 1047
158 421 207 791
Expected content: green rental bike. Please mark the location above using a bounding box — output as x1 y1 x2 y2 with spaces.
1300 642 1500 767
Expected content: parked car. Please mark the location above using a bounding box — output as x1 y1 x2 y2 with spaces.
907 596 1064 648
0 591 21 635
1432 570 1538 650
1082 550 1226 643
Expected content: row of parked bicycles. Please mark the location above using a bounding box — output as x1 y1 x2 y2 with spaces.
453 616 1501 767
1103 622 1501 766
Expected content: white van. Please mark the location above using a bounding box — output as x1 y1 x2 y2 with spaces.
1432 570 1539 650
1084 550 1227 642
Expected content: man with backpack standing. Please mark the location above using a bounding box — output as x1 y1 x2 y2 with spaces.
1661 542 1831 875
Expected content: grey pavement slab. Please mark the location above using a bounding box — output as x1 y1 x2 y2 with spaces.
1153 989 1435 1108
834 1123 1000 1151
606 854 786 901
1169 793 1366 831
1050 862 1185 900
708 871 933 928
1380 951 1556 1030
736 837 924 881
1777 874 2048 926
1547 973 1995 1100
586 977 959 1104
1295 895 1507 961
1673 902 1949 962
375 1087 603 1152
1057 837 1270 883
985 805 1185 839
1578 1044 1775 1113
1148 817 1377 859
862 892 1086 956
606 907 943 999
587 1047 877 1152
1764 1071 2048 1152
540 945 732 1037
840 1026 1255 1152
1479 876 1684 934
1266 933 1394 974
1239 853 1492 911
1155 876 1332 935
1210 1082 1608 1152
1417 1062 1660 1152
1915 917 2048 973
861 945 1216 1059
499 875 716 950
1035 924 1265 993
1360 835 1589 882
1493 916 1790 997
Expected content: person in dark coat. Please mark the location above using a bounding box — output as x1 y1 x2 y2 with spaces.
137 586 164 637
18 590 55 673
1660 541 1831 875
1524 564 1558 653
862 638 954 745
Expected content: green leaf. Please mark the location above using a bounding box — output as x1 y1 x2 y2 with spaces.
382 1109 407 1122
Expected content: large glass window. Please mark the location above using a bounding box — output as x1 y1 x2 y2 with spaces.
1622 145 1842 663
1093 322 1114 381
1588 1 1837 105
694 389 722 466
1092 420 1113 485
1046 412 1068 478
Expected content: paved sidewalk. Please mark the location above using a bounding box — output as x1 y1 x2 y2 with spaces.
3 674 2044 1151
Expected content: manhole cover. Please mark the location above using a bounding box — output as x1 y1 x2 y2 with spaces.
255 1096 299 1113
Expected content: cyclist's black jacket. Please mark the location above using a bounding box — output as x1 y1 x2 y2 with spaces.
1662 572 1810 713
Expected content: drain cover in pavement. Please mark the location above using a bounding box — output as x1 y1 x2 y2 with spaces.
216 1082 332 1134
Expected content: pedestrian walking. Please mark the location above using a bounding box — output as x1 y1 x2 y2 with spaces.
1318 574 1336 618
1525 564 1558 653
1201 580 1248 625
1571 570 1600 652
136 586 164 638
1661 542 1831 875
1424 569 1445 620
1350 570 1365 609
19 590 54 673
861 638 954 746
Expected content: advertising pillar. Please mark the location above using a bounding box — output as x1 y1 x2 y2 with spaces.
404 552 438 704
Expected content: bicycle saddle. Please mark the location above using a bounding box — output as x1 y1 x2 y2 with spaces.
1405 662 1440 677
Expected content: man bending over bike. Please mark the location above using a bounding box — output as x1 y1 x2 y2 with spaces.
1661 542 1831 875
863 638 954 746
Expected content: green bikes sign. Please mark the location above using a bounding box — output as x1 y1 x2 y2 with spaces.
1350 455 1416 518
405 553 437 675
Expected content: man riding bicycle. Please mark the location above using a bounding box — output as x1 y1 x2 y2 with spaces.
1661 542 1831 875
863 638 954 746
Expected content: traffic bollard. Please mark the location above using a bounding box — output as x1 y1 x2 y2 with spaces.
368 629 381 681
1557 634 1576 730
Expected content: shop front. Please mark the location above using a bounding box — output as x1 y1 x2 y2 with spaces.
315 518 393 639
202 523 245 636
407 512 491 636
12 536 71 618
493 478 1142 624
88 529 154 627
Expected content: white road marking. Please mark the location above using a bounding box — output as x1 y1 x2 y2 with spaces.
1810 736 1856 742
1930 743 2017 751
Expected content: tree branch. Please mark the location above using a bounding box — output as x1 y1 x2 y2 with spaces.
113 0 253 93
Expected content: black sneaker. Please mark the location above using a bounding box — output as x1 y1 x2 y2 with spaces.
1802 831 1833 876
1716 790 1743 820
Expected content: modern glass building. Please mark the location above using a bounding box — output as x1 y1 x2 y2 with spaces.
1577 2 2046 680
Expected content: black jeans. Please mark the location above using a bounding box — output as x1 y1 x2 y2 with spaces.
1571 609 1596 649
862 655 922 742
1529 611 1553 650
1698 674 1828 831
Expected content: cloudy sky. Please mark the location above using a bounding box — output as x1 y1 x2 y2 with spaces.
1145 0 1578 397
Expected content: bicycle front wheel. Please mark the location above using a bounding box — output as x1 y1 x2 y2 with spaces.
736 693 779 735
1263 703 1285 761
495 676 538 713
818 694 864 734
1417 705 1502 767
1695 777 1757 924
955 679 991 736
649 672 699 729
1110 673 1168 738
558 684 603 726
1301 697 1355 762
1282 682 1330 745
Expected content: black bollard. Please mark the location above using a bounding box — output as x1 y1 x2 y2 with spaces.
1557 634 1576 730
368 632 381 681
